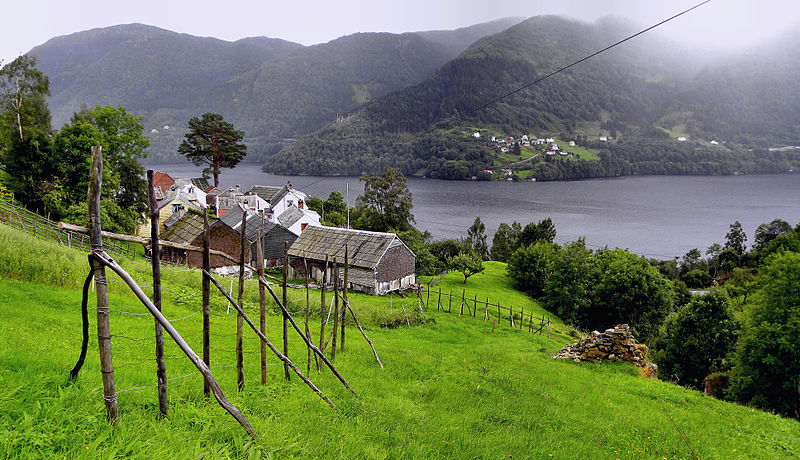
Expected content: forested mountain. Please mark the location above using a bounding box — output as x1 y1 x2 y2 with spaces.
414 17 524 57
32 24 302 129
207 32 453 157
29 21 511 163
265 16 800 178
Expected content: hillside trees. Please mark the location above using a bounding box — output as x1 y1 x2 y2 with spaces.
178 113 247 188
355 167 414 232
652 291 740 389
490 221 521 262
728 252 800 417
466 217 488 260
0 55 50 142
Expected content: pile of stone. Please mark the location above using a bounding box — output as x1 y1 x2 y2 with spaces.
553 324 657 376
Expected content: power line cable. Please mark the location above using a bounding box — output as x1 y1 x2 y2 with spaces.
400 0 713 145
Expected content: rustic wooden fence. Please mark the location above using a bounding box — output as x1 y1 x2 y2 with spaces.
0 197 136 260
416 286 552 337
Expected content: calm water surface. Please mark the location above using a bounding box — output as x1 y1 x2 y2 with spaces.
150 163 800 260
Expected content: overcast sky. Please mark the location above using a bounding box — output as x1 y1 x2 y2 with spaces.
2 0 798 65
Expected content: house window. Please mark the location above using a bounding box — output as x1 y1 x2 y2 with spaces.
298 200 304 209
287 199 294 207
171 203 184 213
301 223 308 231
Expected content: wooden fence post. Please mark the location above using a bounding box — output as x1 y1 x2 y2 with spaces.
318 255 328 373
448 290 452 313
88 146 118 422
257 222 266 386
437 288 441 311
202 209 211 398
426 282 430 309
509 305 514 328
484 297 488 321
473 295 477 318
331 259 339 361
304 257 313 375
147 170 168 416
460 289 465 316
519 307 524 330
236 210 247 391
283 241 290 381
341 245 348 352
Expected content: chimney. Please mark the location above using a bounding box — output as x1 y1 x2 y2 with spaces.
286 181 292 190
235 184 241 194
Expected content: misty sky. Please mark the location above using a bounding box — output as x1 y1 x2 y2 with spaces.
2 0 799 65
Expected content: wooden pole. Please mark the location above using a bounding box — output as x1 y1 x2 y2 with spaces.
448 290 452 313
344 298 383 369
484 297 489 321
147 170 168 417
202 209 211 398
92 252 258 438
341 245 348 352
203 271 337 407
255 274 357 397
473 295 478 318
257 223 266 386
519 307 524 330
437 288 441 311
236 210 247 391
318 255 328 373
460 289 465 316
509 305 514 328
88 146 118 422
331 259 339 361
304 257 313 375
283 241 290 381
426 282 430 309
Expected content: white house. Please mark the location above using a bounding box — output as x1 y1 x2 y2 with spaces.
472 131 481 138
677 136 687 142
710 140 719 145
278 206 321 236
599 136 608 142
546 137 555 143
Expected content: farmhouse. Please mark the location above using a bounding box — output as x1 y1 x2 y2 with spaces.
287 226 416 295
220 206 297 267
159 210 248 269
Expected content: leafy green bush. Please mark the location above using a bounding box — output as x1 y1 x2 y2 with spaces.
728 252 800 417
651 291 740 390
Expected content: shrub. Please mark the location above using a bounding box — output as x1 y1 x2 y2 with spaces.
727 252 800 417
651 290 740 390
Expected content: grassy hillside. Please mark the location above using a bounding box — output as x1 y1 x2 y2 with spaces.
1 226 799 458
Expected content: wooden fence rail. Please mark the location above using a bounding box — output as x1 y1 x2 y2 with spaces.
0 198 135 260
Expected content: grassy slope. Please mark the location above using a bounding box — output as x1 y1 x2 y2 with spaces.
1 226 799 458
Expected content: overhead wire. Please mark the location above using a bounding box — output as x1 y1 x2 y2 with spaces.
399 0 714 146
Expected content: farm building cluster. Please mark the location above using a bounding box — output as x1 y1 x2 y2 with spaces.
140 172 415 295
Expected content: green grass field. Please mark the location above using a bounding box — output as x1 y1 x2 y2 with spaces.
1 226 799 458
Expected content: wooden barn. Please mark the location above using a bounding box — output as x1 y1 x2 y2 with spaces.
159 210 248 268
219 206 297 267
287 226 416 295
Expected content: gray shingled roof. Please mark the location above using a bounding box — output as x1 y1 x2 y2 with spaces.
248 185 283 203
160 212 205 245
277 206 303 228
288 226 410 269
220 206 288 242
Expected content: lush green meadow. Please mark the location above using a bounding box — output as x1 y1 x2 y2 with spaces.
1 226 799 458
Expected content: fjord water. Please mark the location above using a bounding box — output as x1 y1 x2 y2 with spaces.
152 163 800 260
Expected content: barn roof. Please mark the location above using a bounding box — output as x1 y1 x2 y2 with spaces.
288 226 411 269
220 206 291 242
161 212 205 245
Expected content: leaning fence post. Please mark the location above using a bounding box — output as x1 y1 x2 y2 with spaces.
88 146 118 422
460 289 465 316
147 170 168 417
473 295 478 318
283 241 290 381
341 245 348 352
257 222 266 386
304 257 313 375
202 209 211 398
236 210 247 391
318 255 329 374
331 258 339 361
